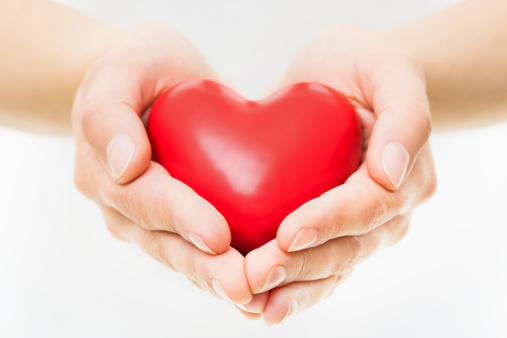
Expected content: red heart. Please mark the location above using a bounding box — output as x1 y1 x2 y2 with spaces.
147 79 362 255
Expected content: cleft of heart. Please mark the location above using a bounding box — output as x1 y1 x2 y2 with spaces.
147 79 362 255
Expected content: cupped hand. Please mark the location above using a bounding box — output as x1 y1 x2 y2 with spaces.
244 24 437 324
72 22 252 307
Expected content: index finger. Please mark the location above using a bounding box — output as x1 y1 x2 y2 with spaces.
276 166 411 253
99 162 232 255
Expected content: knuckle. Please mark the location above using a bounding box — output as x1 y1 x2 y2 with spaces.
399 98 432 144
329 184 394 237
342 236 365 271
184 254 203 284
146 232 174 270
368 196 390 231
290 243 342 281
81 98 104 137
291 249 320 280
350 236 365 263
118 186 136 212
117 184 152 230
148 232 164 261
416 109 432 140
360 190 392 234
328 209 345 238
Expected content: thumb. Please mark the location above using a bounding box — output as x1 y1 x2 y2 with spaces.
365 60 431 190
78 65 152 184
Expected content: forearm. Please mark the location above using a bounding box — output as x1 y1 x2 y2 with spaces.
0 0 124 134
383 0 507 130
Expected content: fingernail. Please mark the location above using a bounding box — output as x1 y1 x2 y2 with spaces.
239 295 266 313
236 303 250 312
281 300 299 322
211 278 233 302
382 141 410 188
188 232 216 255
288 228 319 252
259 265 286 293
107 134 135 178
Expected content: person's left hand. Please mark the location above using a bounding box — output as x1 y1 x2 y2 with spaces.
242 24 437 325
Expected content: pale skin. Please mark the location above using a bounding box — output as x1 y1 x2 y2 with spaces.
1 0 506 325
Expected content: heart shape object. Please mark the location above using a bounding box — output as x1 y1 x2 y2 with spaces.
147 79 362 255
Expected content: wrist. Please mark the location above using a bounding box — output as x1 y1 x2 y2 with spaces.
59 6 127 113
0 0 127 134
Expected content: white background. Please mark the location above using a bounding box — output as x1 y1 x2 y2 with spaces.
1 0 506 337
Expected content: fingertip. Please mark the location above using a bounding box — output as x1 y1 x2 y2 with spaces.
367 139 410 191
236 307 262 321
381 140 410 189
209 248 252 305
367 137 415 191
242 292 269 314
276 198 327 252
262 290 294 326
276 204 309 252
366 100 431 191
192 208 231 255
166 180 231 255
285 228 319 253
245 241 284 293
81 100 152 184
244 249 265 293
276 213 301 252
188 232 218 255
275 229 292 253
108 130 152 184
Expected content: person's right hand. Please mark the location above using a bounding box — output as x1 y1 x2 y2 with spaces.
72 22 254 309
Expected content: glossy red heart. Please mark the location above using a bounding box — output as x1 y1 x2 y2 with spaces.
147 79 362 255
